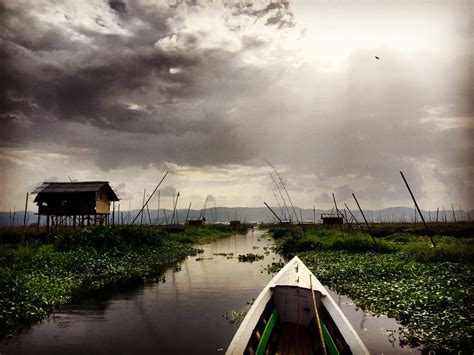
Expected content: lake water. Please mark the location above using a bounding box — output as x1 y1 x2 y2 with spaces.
0 229 418 354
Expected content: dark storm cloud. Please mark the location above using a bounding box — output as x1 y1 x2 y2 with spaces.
1 0 283 147
1 0 291 169
0 6 208 135
1 41 198 130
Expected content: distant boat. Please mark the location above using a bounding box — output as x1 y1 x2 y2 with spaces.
227 256 369 355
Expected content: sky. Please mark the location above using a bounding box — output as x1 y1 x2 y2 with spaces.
1 0 473 212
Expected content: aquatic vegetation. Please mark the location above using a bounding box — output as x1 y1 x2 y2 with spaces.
261 261 285 274
299 251 473 353
400 239 474 263
213 252 234 257
223 299 254 324
238 253 264 263
0 241 195 339
267 226 474 352
214 252 234 259
271 228 396 256
0 225 243 339
0 227 50 245
269 226 474 263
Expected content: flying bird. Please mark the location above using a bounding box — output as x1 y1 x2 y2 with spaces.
375 56 380 59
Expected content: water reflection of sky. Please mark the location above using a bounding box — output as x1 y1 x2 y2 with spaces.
0 229 418 354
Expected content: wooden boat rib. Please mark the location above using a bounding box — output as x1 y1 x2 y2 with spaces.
226 256 369 355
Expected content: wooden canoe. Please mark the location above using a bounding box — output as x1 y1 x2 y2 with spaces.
226 256 369 355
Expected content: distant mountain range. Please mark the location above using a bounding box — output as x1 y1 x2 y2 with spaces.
1 206 472 226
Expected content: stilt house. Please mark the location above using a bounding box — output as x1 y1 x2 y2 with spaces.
33 181 119 227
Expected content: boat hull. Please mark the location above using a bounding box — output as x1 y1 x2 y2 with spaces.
226 256 369 355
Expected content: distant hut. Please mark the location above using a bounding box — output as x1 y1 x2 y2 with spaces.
321 213 343 225
33 181 119 229
187 217 206 226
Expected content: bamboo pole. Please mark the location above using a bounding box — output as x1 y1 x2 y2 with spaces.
351 193 374 240
264 202 282 223
185 202 192 224
272 189 285 221
344 203 361 227
352 194 377 244
265 160 299 224
132 171 169 225
112 201 115 226
173 192 180 225
146 202 152 225
171 192 176 224
332 193 345 234
399 171 435 247
269 171 291 221
157 190 160 224
331 193 340 217
310 275 327 355
22 192 29 243
140 189 146 226
23 193 29 229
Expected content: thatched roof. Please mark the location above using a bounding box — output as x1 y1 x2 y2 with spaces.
33 181 119 201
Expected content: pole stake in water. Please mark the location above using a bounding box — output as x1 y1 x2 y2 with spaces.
399 171 436 248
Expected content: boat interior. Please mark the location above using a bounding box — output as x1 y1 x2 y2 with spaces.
244 286 352 355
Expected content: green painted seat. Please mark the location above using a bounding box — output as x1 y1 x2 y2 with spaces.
256 309 279 355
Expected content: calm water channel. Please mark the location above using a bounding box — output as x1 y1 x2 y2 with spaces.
0 229 418 354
